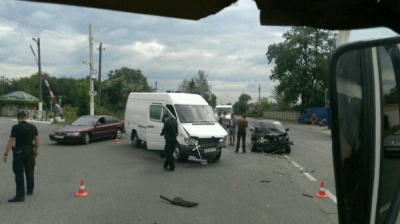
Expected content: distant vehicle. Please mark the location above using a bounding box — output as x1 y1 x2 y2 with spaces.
124 93 227 162
250 120 293 153
215 105 233 119
384 128 400 156
298 107 329 124
49 115 124 144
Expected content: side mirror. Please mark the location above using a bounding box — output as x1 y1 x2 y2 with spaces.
285 128 289 132
250 128 254 131
329 36 400 224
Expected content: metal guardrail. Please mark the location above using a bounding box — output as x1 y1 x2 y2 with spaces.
262 111 300 121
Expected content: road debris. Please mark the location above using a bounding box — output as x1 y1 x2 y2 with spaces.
302 193 314 198
160 195 199 208
260 180 271 183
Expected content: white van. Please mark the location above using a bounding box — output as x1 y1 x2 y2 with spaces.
215 105 233 119
124 93 228 162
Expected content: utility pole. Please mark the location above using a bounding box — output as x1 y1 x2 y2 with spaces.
97 43 105 107
89 24 95 115
155 81 158 92
258 83 261 102
32 37 42 116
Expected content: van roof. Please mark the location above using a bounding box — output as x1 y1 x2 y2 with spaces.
128 92 209 105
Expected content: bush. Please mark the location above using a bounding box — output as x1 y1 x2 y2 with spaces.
60 105 78 124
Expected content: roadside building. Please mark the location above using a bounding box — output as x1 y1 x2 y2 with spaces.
0 91 38 117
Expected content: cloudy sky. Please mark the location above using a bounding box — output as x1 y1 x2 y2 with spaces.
0 0 398 105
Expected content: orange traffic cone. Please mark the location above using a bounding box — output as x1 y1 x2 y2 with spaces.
316 182 329 199
75 179 89 197
114 137 120 144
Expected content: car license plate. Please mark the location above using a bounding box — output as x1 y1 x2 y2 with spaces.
54 135 64 139
204 148 216 153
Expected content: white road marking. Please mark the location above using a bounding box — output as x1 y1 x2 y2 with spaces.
285 156 337 204
290 161 301 168
325 190 337 204
379 203 391 214
304 172 317 181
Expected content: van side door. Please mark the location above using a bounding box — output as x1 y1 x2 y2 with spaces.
146 105 167 150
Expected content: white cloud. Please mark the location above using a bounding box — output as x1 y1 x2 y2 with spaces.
0 0 287 104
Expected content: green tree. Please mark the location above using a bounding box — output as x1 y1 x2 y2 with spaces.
210 93 217 108
266 27 336 111
102 67 154 112
73 77 90 115
270 86 293 111
233 93 252 115
384 86 399 104
178 70 212 104
0 76 12 96
259 97 272 112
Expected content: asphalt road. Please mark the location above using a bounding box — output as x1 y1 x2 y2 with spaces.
0 117 337 224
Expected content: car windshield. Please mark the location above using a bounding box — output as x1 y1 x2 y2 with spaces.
257 121 284 131
175 104 216 123
71 116 97 126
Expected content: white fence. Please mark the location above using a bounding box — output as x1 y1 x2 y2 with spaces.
262 111 300 121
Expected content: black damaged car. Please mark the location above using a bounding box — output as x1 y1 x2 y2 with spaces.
250 120 293 153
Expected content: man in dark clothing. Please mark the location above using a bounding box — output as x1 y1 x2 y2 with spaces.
236 114 248 153
217 112 223 125
3 109 39 202
160 114 178 171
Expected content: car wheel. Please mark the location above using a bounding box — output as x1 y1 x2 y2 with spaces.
173 143 188 162
115 128 123 139
82 132 90 144
132 133 141 147
285 145 291 154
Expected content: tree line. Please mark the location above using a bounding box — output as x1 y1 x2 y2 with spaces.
0 67 154 118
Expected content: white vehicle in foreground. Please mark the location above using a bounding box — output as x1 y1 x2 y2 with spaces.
125 93 227 162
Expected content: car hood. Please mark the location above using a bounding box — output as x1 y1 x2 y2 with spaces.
55 125 92 132
181 123 227 138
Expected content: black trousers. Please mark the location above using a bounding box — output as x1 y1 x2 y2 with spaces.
236 131 246 151
12 148 35 198
164 140 175 169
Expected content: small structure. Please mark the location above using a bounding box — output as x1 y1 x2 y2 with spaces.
0 91 38 117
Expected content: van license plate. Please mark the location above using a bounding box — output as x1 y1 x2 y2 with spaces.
204 148 216 153
55 135 64 139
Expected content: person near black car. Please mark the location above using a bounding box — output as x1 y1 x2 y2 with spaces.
160 114 178 171
3 109 39 202
236 114 248 153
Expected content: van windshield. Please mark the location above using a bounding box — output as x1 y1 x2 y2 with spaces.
175 104 216 123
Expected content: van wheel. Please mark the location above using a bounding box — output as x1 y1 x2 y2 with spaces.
173 144 188 162
115 128 123 139
132 133 141 147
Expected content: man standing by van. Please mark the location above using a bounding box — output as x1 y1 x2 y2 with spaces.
160 114 178 171
228 114 237 146
236 114 248 153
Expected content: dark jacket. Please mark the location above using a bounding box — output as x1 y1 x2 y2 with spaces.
161 118 178 141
